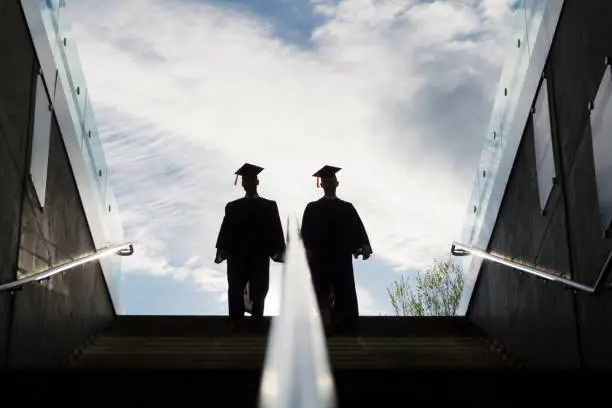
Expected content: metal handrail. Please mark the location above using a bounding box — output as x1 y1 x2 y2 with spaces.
451 241 612 294
258 216 336 408
0 242 135 293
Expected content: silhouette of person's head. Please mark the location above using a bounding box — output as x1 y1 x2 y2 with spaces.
242 174 259 196
320 175 338 196
234 163 264 196
313 165 341 196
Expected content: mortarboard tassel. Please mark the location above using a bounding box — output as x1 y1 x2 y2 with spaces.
316 177 320 188
234 174 239 186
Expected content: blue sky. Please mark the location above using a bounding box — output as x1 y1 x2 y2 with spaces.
189 0 327 47
66 0 519 315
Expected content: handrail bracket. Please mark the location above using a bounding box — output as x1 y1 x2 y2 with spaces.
451 244 470 257
117 244 134 256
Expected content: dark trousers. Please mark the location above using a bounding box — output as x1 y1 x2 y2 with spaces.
308 252 359 327
227 254 270 324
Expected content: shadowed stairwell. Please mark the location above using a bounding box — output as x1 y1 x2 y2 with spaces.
64 315 520 405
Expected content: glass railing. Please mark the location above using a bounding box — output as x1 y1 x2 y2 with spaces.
460 1 545 249
34 0 122 242
456 0 563 314
24 0 125 310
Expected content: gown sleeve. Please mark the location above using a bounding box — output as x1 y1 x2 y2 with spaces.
214 203 232 263
300 202 316 251
269 201 286 261
348 203 371 252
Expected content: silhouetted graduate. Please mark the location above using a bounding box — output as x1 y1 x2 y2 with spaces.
301 165 372 334
214 163 285 332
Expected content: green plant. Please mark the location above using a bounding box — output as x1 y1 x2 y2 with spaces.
386 259 464 316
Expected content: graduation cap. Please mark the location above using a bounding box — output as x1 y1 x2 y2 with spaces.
313 165 341 188
234 163 264 185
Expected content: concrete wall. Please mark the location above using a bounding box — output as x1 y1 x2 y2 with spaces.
467 0 612 368
0 0 37 366
0 0 115 367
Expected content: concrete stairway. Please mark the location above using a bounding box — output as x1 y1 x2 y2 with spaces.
66 316 520 405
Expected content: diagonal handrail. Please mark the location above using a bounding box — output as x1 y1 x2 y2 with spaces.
0 242 135 293
451 241 612 294
259 216 336 408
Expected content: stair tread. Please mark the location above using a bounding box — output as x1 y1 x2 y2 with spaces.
66 316 517 370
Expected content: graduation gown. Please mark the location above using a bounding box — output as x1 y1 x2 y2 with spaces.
215 196 285 321
301 197 371 321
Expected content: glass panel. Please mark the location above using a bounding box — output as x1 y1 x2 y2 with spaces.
460 7 530 250
30 75 53 208
56 2 87 130
41 0 117 241
35 0 61 96
590 66 612 237
533 78 555 211
460 168 482 246
105 186 124 244
53 65 84 149
82 95 108 200
536 147 555 211
524 0 547 57
38 0 60 57
46 0 62 28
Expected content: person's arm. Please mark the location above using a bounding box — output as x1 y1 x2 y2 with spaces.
349 203 372 260
300 203 315 255
270 201 286 262
214 204 231 263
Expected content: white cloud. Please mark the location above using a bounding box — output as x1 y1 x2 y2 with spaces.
356 284 383 315
66 0 517 313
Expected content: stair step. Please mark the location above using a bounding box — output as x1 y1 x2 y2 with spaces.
102 316 480 337
59 316 523 408
67 316 518 371
70 356 508 368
